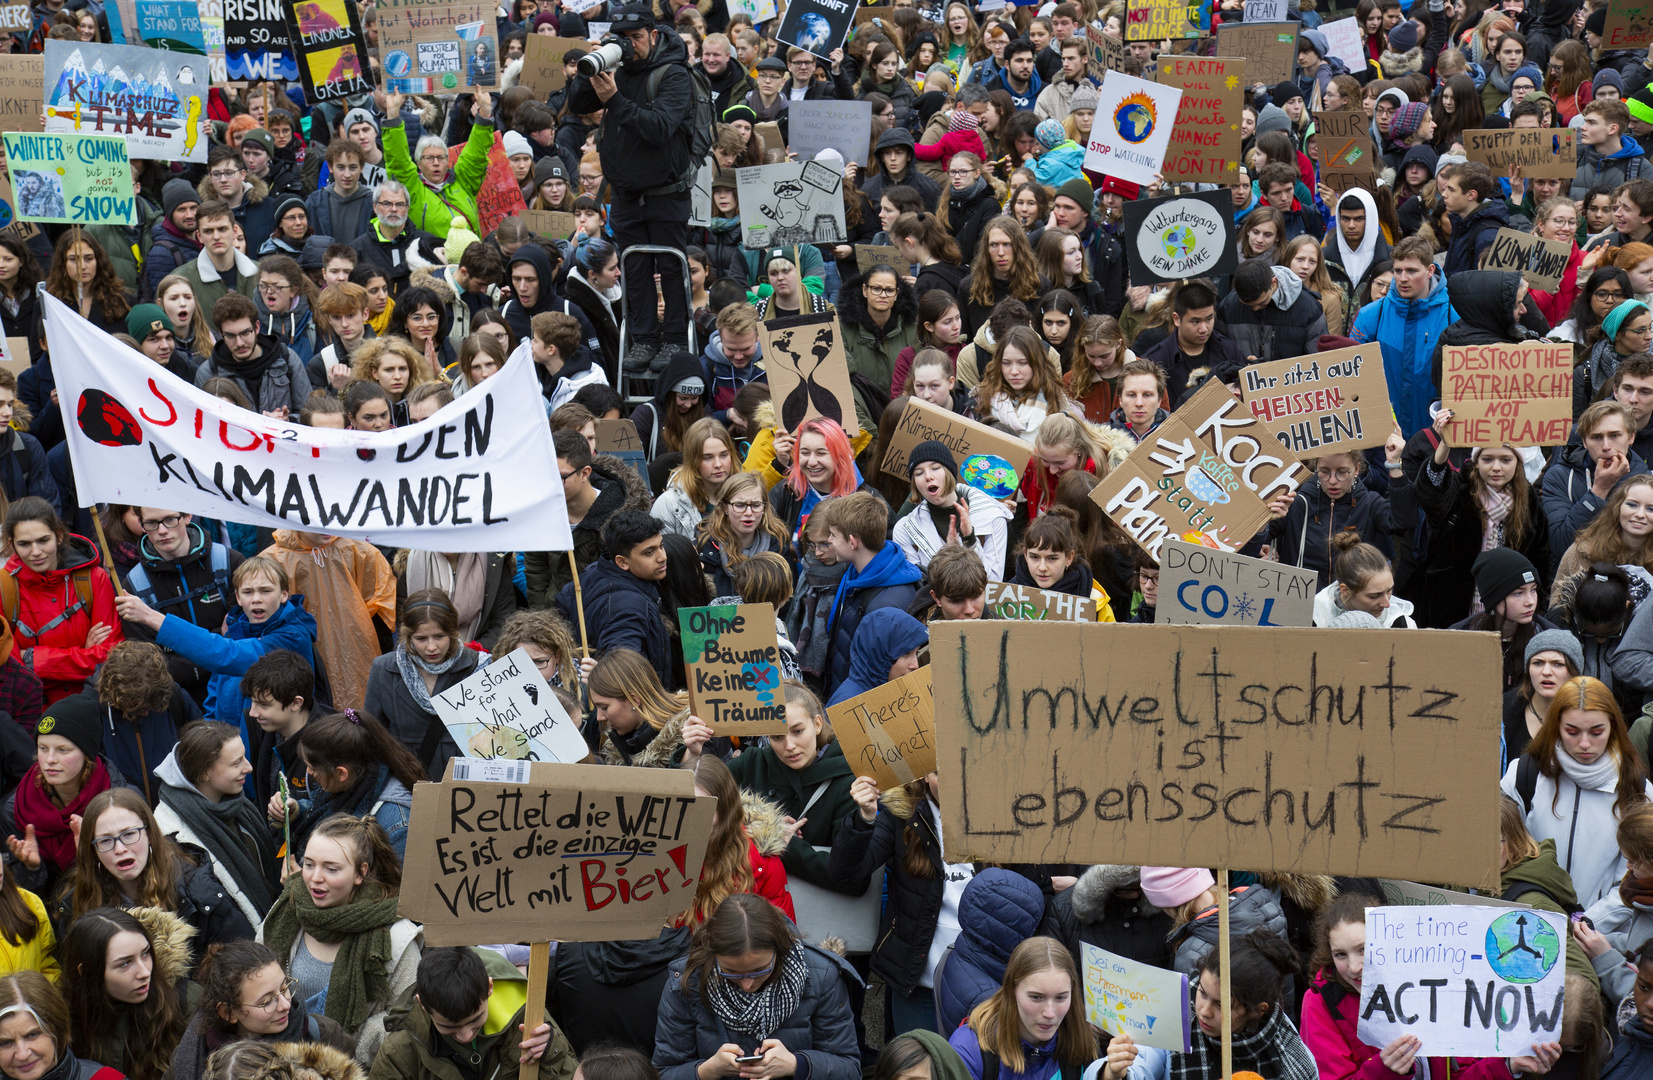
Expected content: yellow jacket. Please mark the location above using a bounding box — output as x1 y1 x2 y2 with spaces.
743 425 876 491
1091 580 1116 623
0 889 59 980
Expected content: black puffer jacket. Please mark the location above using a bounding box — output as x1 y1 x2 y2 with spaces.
1428 269 1553 392
826 789 941 997
1411 456 1550 627
1214 264 1330 372
568 26 696 196
553 925 692 1056
1041 864 1174 971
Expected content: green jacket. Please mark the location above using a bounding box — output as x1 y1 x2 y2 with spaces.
369 947 578 1080
839 312 917 434
1502 839 1601 989
382 119 496 241
728 740 860 892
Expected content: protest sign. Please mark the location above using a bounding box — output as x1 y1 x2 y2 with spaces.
1156 56 1243 183
1087 25 1128 78
1085 72 1182 187
761 311 860 436
1125 0 1208 40
1240 343 1391 456
0 56 44 135
1083 943 1191 1052
1463 128 1578 180
730 0 778 19
434 648 589 764
789 99 873 168
520 33 569 97
1483 228 1570 292
521 208 576 238
1090 380 1307 559
1440 341 1572 448
43 42 208 163
284 0 372 102
877 398 1031 490
463 139 527 237
690 160 714 228
1244 0 1288 20
1320 16 1366 68
776 0 858 61
106 0 208 51
1602 0 1653 49
1316 110 1379 192
930 622 1505 884
400 761 717 943
3 132 133 225
1359 906 1567 1056
1120 189 1237 289
737 161 847 247
1379 880 1528 908
984 581 1097 622
44 292 572 551
0 5 26 32
595 418 647 484
198 0 227 81
1216 22 1298 87
377 0 500 92
224 0 296 79
755 121 787 163
585 21 610 39
680 604 787 736
0 167 42 243
826 667 934 788
1156 539 1316 627
855 244 907 276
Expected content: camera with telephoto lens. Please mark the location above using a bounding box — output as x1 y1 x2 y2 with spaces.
578 36 633 76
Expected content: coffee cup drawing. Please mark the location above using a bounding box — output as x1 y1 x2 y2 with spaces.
1184 466 1231 505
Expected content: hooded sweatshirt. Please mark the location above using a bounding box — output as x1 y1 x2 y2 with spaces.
1570 133 1651 202
826 607 929 706
1214 264 1329 371
305 178 376 247
500 243 598 347
698 332 767 425
1328 187 1383 290
152 747 280 930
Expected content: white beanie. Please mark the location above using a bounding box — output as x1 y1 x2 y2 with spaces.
503 130 534 159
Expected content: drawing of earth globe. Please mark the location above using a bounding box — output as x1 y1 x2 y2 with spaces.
1485 911 1560 984
792 13 832 53
1114 101 1153 142
1161 224 1197 260
961 454 1018 499
385 50 412 76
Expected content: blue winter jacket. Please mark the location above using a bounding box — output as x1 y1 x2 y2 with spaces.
1031 141 1085 188
1349 273 1456 438
824 543 922 695
555 558 674 689
936 868 1050 1034
826 608 928 706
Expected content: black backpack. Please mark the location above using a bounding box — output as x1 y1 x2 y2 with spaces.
646 63 716 177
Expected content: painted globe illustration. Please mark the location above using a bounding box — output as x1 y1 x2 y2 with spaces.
793 12 832 53
961 454 1018 500
1114 100 1154 143
1485 911 1560 984
384 50 412 77
1161 224 1197 260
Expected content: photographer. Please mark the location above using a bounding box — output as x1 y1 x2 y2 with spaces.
569 4 695 376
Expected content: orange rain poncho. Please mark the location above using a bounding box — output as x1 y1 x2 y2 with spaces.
261 531 397 710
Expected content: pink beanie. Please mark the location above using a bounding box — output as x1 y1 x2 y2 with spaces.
949 109 981 134
1140 866 1217 909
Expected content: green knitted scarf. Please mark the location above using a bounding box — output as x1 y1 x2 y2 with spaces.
261 874 401 1030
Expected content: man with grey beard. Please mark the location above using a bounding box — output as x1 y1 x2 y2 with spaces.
347 178 441 298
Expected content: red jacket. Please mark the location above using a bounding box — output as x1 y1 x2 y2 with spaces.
749 837 796 921
5 535 123 704
1530 242 1584 328
915 129 987 164
1019 457 1098 521
1300 972 1515 1080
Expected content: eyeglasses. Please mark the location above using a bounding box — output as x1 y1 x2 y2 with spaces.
866 284 897 296
715 962 775 982
728 501 765 512
210 169 243 180
559 470 578 482
257 282 291 295
419 152 449 164
140 514 184 532
375 198 409 210
947 167 977 177
223 326 258 342
92 826 147 852
1597 290 1628 301
240 978 298 1014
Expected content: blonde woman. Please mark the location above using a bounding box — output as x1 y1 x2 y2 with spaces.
1283 236 1345 336
349 337 440 427
696 472 793 599
155 273 216 361
652 418 738 539
587 648 701 767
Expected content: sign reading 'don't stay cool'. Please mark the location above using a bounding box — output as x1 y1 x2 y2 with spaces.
1156 539 1316 627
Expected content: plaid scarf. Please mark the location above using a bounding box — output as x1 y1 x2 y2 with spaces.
705 945 810 1041
1166 999 1318 1080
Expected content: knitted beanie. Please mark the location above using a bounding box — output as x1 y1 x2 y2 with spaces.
1035 118 1066 149
1390 101 1429 142
162 178 199 218
907 440 958 480
1472 548 1539 612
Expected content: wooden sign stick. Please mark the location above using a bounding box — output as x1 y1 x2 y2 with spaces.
521 941 552 1080
567 551 590 657
90 512 125 597
1219 869 1232 1080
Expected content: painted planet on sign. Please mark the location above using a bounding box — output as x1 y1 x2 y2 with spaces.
384 50 412 76
1136 197 1227 280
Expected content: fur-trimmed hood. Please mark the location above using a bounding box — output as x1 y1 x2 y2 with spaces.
271 1041 365 1080
836 269 919 341
408 268 458 308
130 905 196 985
596 451 656 513
600 708 689 768
1379 47 1425 75
742 791 791 858
195 173 270 206
1089 422 1137 471
1069 865 1161 924
1257 871 1338 914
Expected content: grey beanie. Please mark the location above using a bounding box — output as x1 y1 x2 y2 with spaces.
342 107 379 135
1254 103 1291 137
1524 629 1583 675
1329 610 1382 629
162 177 199 218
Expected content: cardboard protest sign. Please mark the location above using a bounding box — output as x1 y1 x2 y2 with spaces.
931 622 1505 885
106 0 208 51
1090 380 1307 559
377 0 500 92
680 604 787 735
3 132 133 225
1240 343 1391 456
1463 128 1577 180
1083 943 1191 1052
789 99 872 168
43 41 208 163
754 121 787 163
1156 539 1316 626
1087 25 1128 78
1085 72 1182 187
1216 21 1298 88
1316 110 1379 192
0 5 27 33
776 0 858 61
224 0 296 79
198 0 227 82
736 161 846 247
0 56 44 136
1156 56 1243 183
1125 0 1208 40
826 667 934 788
1602 0 1653 49
594 418 647 483
877 398 1031 491
1483 228 1570 292
521 208 576 238
520 34 569 97
1320 17 1367 70
984 581 1097 622
1441 341 1573 448
1243 0 1288 20
434 648 589 763
854 244 907 276
1379 880 1528 908
690 160 714 229
1359 906 1567 1056
399 761 717 943
761 311 860 436
284 0 372 103
1121 190 1237 295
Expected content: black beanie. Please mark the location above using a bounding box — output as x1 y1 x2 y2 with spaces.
1586 7 1607 36
907 439 958 480
35 693 103 759
1271 81 1303 109
1473 548 1538 613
